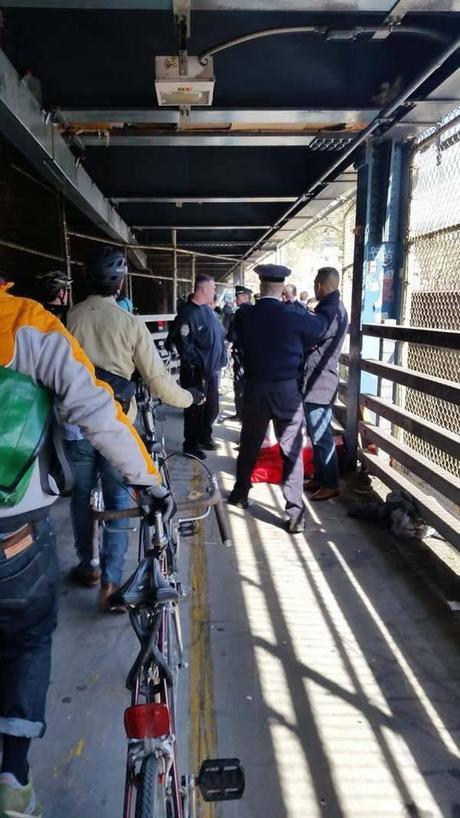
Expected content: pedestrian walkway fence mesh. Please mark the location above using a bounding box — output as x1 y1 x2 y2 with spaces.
402 109 460 478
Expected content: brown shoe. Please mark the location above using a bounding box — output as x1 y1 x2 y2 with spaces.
69 562 101 587
311 488 340 502
304 479 321 493
98 582 127 614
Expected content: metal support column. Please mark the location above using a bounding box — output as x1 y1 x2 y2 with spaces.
59 195 73 306
191 253 196 290
345 155 368 469
361 138 410 392
172 228 178 311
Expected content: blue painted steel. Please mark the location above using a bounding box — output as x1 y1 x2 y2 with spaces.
360 137 410 396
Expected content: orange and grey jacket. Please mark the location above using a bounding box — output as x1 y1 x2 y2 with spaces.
0 284 159 526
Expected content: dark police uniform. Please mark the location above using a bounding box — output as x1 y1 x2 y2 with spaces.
227 286 252 420
174 298 226 451
286 299 307 316
228 265 335 530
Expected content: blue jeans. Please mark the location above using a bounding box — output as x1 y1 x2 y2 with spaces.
65 439 132 585
0 516 58 739
304 403 339 490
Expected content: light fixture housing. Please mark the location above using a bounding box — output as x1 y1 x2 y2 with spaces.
155 56 215 107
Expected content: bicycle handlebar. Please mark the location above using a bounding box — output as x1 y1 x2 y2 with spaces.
214 494 233 548
92 483 222 521
92 468 232 548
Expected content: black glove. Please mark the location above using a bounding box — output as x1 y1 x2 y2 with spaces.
188 387 205 405
144 484 176 523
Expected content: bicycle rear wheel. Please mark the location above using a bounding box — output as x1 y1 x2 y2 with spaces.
135 755 167 818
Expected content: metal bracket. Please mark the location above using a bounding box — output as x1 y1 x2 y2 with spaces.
173 0 190 49
372 0 413 40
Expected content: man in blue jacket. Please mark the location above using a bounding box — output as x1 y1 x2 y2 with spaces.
174 275 226 459
227 264 336 533
303 267 349 501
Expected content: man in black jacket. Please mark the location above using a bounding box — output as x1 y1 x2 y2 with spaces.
227 284 252 421
227 265 336 533
303 267 349 501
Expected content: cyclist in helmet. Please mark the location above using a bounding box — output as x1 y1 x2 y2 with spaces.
65 245 203 611
36 269 72 321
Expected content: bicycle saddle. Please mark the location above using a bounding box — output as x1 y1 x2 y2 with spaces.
109 556 179 607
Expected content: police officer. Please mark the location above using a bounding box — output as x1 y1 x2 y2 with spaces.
36 269 72 321
174 275 227 459
227 284 252 421
227 264 336 533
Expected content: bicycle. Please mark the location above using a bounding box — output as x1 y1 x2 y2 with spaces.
91 384 243 816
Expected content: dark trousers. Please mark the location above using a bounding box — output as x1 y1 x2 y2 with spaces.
304 403 339 489
181 366 219 447
0 516 58 740
233 375 245 420
234 380 305 521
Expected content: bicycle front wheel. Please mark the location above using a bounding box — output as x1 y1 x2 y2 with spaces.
135 756 167 818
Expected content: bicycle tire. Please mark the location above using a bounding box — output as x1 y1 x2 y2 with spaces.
135 755 167 818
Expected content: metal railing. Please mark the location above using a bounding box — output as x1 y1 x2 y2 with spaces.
340 324 460 550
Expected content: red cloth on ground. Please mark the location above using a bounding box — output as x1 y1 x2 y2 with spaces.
251 437 344 484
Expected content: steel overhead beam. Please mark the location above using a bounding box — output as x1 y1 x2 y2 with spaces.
192 0 459 7
372 0 413 38
59 108 379 126
175 241 254 247
81 134 315 147
231 33 460 274
133 225 271 230
2 0 458 7
113 196 297 204
68 230 239 262
0 49 146 269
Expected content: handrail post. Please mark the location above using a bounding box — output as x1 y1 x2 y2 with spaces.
172 228 178 311
345 153 368 469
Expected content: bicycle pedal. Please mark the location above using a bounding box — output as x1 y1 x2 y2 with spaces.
197 758 245 802
178 521 197 537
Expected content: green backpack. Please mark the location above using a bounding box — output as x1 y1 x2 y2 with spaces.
0 366 51 507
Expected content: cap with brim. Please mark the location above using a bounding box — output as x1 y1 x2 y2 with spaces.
254 263 291 282
235 285 252 295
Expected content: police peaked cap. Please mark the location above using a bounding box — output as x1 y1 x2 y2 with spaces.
235 285 253 295
254 263 291 282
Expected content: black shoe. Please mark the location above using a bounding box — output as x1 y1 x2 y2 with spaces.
286 518 305 534
183 446 207 460
227 491 250 509
199 439 218 451
226 414 241 421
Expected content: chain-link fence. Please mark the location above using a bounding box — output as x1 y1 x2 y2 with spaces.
402 109 460 478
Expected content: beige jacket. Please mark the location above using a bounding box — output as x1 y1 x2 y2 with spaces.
67 296 192 416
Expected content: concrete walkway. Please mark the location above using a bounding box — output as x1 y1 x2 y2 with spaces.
31 385 460 818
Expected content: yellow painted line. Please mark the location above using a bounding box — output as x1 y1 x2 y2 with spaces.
67 738 85 761
189 463 217 818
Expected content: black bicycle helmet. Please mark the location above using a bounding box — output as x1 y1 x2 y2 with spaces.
36 270 72 300
87 246 127 286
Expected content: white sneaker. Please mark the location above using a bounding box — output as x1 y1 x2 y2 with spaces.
0 772 42 818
